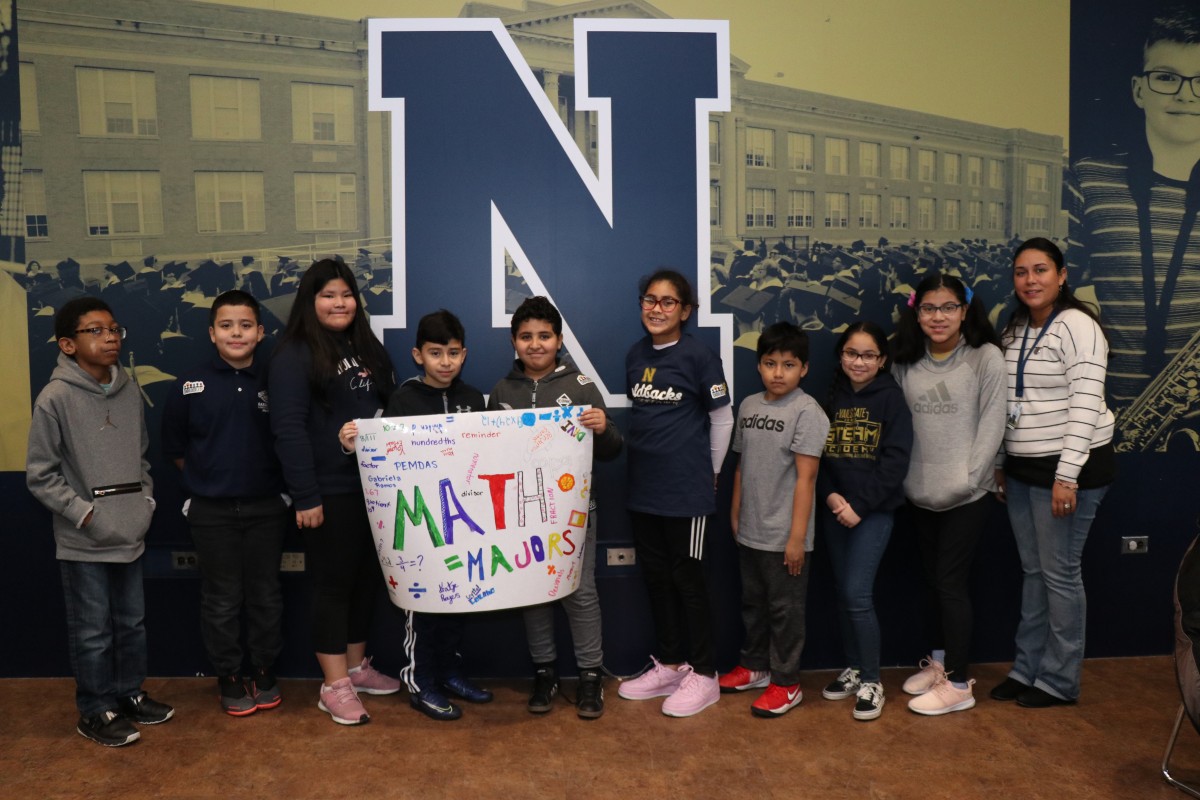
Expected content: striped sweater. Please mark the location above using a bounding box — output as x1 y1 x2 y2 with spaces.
1000 309 1115 483
1067 154 1200 410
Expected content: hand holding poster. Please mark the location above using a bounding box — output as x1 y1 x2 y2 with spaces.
354 407 594 612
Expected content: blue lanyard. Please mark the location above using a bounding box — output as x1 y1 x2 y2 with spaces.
1015 309 1059 399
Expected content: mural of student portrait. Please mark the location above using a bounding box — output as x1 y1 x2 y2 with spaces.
1069 2 1200 452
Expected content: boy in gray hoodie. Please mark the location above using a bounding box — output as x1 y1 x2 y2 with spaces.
488 296 622 719
26 297 173 747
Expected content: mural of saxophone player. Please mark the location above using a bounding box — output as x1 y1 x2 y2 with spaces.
1069 3 1200 451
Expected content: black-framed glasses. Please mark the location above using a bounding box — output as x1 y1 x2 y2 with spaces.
917 303 963 317
1141 70 1200 97
639 294 681 312
840 350 881 365
74 326 127 340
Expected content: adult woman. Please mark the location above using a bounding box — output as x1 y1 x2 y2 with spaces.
892 273 1007 716
991 238 1115 707
269 259 398 724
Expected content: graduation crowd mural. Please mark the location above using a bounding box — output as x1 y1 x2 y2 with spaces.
6 0 1076 472
3 0 1197 554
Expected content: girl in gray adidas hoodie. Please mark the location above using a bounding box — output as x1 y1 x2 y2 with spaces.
891 272 1006 717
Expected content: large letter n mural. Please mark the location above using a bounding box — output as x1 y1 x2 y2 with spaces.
368 18 732 404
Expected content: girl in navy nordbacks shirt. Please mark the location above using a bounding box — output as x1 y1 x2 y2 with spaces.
269 259 397 725
617 268 733 718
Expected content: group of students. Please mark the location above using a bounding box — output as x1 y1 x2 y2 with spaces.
26 237 1114 747
713 236 1113 722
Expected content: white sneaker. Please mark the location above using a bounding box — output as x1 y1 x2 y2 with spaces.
902 656 945 696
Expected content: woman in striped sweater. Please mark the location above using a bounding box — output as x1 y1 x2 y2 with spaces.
992 237 1116 708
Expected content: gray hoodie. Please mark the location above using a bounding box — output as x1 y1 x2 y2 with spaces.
26 352 154 562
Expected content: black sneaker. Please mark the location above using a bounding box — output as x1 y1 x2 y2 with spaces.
852 681 885 721
821 667 861 701
988 676 1030 702
528 663 559 714
78 710 140 747
576 668 604 720
119 692 175 724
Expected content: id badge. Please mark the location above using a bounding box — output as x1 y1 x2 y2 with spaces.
1006 402 1022 430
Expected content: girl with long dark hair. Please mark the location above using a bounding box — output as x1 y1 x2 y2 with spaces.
269 259 397 725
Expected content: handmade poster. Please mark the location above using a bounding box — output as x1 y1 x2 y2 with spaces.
353 407 594 613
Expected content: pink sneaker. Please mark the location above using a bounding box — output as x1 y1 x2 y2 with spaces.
618 657 687 700
349 657 400 695
661 667 720 718
318 678 369 725
907 675 975 716
902 656 945 696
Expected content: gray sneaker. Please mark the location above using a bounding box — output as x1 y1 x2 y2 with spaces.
251 669 282 711
219 675 257 717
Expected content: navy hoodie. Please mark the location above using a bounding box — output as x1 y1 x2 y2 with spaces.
818 371 913 515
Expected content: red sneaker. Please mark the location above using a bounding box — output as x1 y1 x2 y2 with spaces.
718 665 769 694
751 682 803 718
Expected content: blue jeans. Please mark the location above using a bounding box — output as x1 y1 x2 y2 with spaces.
1004 477 1108 701
822 509 893 682
59 558 148 717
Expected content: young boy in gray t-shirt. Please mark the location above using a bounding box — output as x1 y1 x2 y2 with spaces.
719 322 829 718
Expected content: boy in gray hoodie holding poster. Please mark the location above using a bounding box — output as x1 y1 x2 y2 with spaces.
27 297 174 747
488 295 623 719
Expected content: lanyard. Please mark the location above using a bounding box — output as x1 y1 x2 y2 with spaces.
1015 309 1059 399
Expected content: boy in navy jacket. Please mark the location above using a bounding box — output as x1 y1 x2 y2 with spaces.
162 290 289 716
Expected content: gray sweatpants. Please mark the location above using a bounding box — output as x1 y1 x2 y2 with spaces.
737 543 811 686
523 510 602 669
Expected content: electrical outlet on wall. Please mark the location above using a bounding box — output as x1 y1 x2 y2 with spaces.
280 552 306 572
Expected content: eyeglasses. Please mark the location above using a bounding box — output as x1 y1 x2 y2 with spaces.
840 350 881 365
917 303 963 317
74 326 127 340
1141 71 1200 97
639 295 681 312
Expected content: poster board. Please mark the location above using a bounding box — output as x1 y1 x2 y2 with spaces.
354 407 594 613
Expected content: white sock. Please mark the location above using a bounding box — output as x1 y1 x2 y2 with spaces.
932 649 946 665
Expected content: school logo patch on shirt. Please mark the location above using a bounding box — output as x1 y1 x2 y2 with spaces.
258 390 269 412
556 393 573 407
577 374 593 386
182 380 205 395
710 382 728 400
